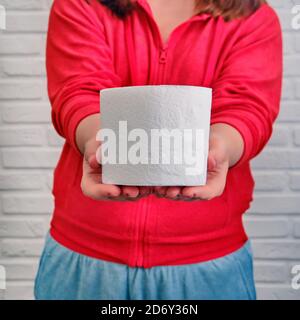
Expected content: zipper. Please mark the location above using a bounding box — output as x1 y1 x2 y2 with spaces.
157 46 168 84
134 194 152 267
132 0 203 267
132 53 166 268
132 3 171 267
132 50 167 266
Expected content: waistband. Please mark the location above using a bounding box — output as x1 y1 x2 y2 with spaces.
50 213 248 268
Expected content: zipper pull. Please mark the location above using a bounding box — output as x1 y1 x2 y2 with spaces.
159 47 168 64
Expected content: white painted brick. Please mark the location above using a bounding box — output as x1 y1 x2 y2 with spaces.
284 56 300 76
0 0 47 10
278 102 300 121
294 128 300 146
283 34 294 55
256 285 300 300
0 219 45 237
1 58 46 77
0 82 44 100
249 195 300 214
268 0 284 8
251 149 300 169
252 172 287 191
6 12 49 33
46 172 54 191
244 218 290 238
252 241 300 259
0 35 42 55
2 149 60 168
0 127 45 146
296 34 300 52
2 194 53 214
254 262 288 283
281 79 294 100
279 9 299 32
47 127 64 146
0 239 44 257
296 79 300 99
289 172 300 190
1 262 38 281
46 0 54 8
268 127 289 146
4 283 34 300
0 172 43 190
294 220 300 238
2 103 51 123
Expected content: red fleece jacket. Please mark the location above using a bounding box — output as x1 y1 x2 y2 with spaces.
46 0 282 267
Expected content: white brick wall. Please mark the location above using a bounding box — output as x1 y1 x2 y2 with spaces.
0 0 299 300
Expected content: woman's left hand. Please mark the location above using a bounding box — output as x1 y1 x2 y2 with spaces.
154 131 230 201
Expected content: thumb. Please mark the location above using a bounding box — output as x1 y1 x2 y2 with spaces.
88 154 100 169
83 139 101 170
207 150 217 171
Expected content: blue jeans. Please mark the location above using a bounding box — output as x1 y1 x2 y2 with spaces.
34 232 256 300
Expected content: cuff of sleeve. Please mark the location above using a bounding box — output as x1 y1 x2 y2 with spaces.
210 115 254 169
66 104 100 157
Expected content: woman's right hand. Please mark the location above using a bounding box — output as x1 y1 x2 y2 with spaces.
77 114 151 201
81 138 151 201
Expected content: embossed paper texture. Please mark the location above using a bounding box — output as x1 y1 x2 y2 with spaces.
100 85 212 186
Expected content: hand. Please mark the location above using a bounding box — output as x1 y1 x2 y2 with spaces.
80 138 152 201
77 114 151 201
154 130 230 201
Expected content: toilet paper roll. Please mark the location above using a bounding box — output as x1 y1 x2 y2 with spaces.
99 85 212 186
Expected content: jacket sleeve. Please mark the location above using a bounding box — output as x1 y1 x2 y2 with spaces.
210 5 283 169
46 0 122 155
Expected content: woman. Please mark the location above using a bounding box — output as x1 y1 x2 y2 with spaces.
34 0 282 300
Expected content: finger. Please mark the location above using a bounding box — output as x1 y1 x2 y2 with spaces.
179 195 199 202
81 157 120 199
181 172 226 200
108 195 139 202
122 186 140 198
181 185 213 200
139 186 152 197
165 194 194 202
154 186 167 197
165 187 182 199
88 154 101 170
84 139 101 161
81 179 121 200
95 143 102 165
207 153 217 171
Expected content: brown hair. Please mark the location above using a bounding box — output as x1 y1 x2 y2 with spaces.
97 0 267 20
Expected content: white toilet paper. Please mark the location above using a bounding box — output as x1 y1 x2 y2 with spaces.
99 85 212 186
